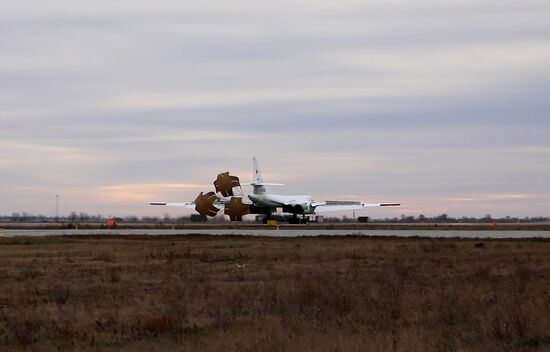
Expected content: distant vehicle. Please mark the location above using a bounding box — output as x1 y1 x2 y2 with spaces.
150 157 400 223
106 219 117 229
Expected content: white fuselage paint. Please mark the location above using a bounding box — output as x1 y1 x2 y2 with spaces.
248 193 313 209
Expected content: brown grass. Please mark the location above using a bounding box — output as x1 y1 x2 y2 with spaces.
0 235 549 351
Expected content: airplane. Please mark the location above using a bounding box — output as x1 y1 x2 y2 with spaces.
150 157 400 223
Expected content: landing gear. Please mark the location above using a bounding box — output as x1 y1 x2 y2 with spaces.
288 214 299 224
261 211 274 224
288 214 308 224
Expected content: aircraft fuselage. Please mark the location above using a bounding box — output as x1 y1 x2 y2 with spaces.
248 193 315 214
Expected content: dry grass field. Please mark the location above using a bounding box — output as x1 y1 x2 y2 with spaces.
0 235 549 351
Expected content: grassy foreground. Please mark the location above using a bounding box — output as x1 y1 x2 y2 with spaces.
0 235 549 351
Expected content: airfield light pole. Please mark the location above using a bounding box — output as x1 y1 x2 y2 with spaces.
56 194 59 223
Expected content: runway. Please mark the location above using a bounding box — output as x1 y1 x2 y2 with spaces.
2 228 550 238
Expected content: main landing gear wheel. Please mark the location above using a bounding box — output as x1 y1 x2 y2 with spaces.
288 214 304 224
262 213 273 224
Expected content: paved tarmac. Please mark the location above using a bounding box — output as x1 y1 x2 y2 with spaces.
2 228 550 238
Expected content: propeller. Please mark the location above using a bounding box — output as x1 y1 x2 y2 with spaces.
194 192 220 217
224 197 250 221
214 172 241 197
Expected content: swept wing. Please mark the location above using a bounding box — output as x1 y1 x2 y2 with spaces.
312 201 400 213
150 200 226 210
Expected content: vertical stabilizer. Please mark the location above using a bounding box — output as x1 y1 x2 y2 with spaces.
250 157 284 194
252 157 265 194
252 157 263 184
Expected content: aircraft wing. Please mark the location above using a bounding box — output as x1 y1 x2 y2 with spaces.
149 200 226 209
150 202 196 208
313 201 400 213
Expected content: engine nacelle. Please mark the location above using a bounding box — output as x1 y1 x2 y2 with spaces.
249 204 271 215
282 204 306 214
282 203 315 215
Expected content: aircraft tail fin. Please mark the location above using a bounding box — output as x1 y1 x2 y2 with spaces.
247 157 283 193
252 156 263 184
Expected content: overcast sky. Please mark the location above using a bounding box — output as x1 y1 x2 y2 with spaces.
1 0 549 218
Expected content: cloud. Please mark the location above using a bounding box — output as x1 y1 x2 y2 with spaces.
99 183 209 203
0 0 549 217
446 194 544 202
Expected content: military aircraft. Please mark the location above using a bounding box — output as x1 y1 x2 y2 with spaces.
150 157 400 223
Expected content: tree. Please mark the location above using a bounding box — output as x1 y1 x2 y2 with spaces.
69 212 78 223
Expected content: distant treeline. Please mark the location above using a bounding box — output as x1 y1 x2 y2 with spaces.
1 212 549 224
368 214 550 224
